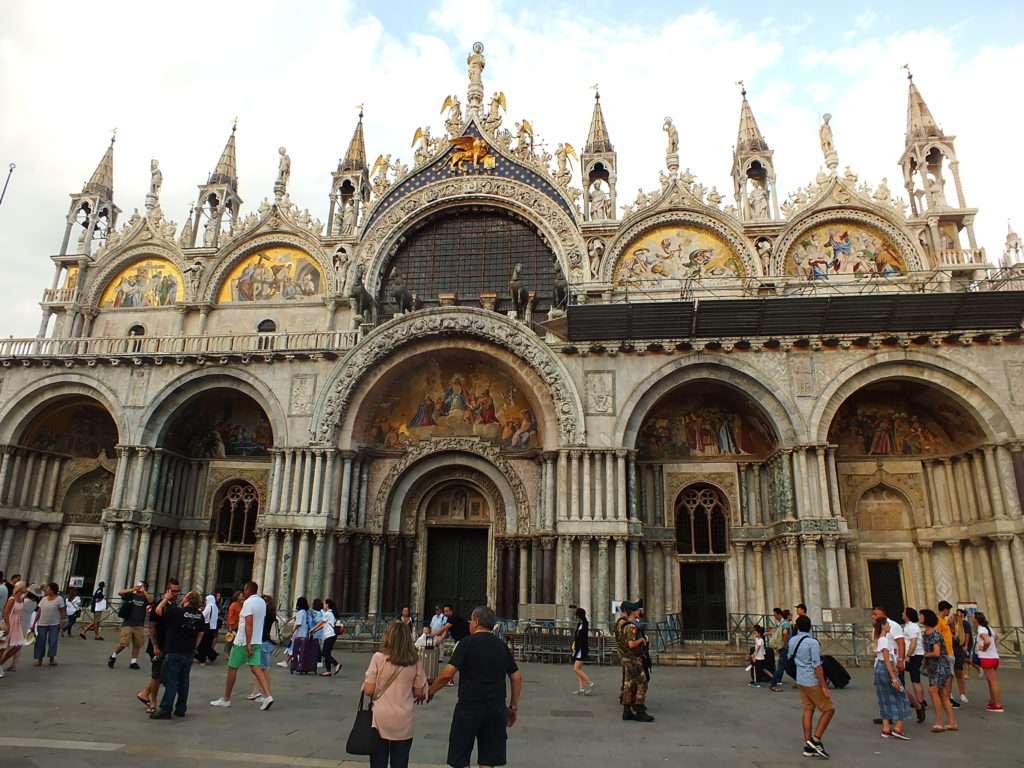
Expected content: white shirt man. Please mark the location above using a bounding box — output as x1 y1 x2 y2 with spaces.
210 582 273 710
430 608 447 635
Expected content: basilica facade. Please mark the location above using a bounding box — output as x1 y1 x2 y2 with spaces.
1 44 1023 633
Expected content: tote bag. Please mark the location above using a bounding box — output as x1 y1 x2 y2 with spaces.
345 666 403 755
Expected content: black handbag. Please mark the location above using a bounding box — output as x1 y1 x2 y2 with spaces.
345 693 379 755
345 666 404 756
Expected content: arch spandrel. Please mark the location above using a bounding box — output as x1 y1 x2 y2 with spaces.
356 178 586 289
311 307 585 447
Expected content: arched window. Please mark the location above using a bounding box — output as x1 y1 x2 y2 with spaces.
215 482 258 545
127 324 146 336
675 484 729 555
257 319 276 333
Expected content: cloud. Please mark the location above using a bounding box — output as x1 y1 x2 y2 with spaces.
0 2 1017 337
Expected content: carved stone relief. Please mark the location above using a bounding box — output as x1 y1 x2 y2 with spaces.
127 369 150 407
289 373 316 416
789 354 815 398
1006 362 1024 406
584 370 615 415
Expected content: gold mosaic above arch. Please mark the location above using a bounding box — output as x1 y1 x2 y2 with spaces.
613 224 744 285
99 258 183 308
216 246 324 304
785 220 906 279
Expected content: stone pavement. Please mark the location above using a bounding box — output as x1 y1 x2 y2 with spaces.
1 639 1020 767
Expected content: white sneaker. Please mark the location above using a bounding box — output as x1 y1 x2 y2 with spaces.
276 661 288 669
259 695 275 711
209 698 232 708
246 691 263 701
960 694 969 704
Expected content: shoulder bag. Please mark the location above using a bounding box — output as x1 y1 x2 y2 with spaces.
345 663 404 755
785 635 809 680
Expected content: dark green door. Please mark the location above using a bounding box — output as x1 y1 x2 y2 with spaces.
215 551 253 598
868 560 904 621
680 563 727 638
424 528 488 619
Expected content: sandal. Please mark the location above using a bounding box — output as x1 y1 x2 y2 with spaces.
930 725 945 733
136 693 150 707
944 725 959 731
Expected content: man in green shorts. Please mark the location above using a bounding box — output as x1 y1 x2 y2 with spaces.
209 581 274 711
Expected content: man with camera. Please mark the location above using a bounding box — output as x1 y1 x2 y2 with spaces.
108 580 152 670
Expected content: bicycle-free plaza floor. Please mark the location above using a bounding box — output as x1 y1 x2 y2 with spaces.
0 640 1020 767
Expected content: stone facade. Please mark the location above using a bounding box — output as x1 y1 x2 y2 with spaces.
1 48 1023 631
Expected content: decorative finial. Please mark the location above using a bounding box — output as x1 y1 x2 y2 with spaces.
231 116 238 133
736 79 746 97
110 128 117 145
356 104 364 119
591 83 600 100
902 63 913 81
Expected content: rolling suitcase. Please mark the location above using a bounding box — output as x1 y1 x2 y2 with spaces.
821 654 851 689
290 636 321 674
419 642 440 682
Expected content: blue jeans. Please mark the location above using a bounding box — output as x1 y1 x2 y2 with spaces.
33 625 60 660
159 653 193 716
769 646 787 686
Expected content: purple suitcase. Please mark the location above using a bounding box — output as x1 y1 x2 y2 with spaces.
290 637 320 674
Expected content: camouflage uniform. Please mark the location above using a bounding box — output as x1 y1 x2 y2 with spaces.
615 616 648 706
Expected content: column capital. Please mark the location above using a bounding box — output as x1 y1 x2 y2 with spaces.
121 522 137 532
315 530 327 543
799 533 820 546
46 522 61 532
336 531 351 544
198 530 212 541
989 533 1014 544
135 446 151 456
945 538 963 551
369 534 385 545
568 449 582 460
385 533 399 549
540 536 557 550
783 535 800 551
846 541 859 553
917 541 934 552
615 448 629 459
752 541 765 553
821 535 839 549
968 537 987 548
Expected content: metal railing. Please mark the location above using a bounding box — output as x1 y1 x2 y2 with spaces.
0 330 359 359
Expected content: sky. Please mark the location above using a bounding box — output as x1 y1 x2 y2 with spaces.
0 0 1022 337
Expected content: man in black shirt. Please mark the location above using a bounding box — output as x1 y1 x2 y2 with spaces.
137 579 180 713
108 581 152 670
428 605 522 768
151 589 206 719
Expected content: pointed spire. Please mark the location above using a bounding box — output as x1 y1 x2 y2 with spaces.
210 119 238 184
341 107 368 172
585 90 613 154
735 82 768 153
83 131 115 198
904 68 943 143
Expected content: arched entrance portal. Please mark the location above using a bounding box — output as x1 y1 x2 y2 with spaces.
675 483 730 636
421 481 490 619
212 481 259 597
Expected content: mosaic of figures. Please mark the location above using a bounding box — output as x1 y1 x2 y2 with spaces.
100 258 183 308
787 222 905 279
217 247 324 303
165 391 273 458
360 352 540 450
426 484 490 522
23 400 118 457
614 225 743 286
637 386 774 460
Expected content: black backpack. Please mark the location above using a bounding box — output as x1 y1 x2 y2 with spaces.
785 636 809 680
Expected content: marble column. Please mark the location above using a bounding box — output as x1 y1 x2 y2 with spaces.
972 538 1001 625
1010 535 1024 619
642 542 656 614
969 451 991 519
541 538 555 604
614 538 627 602
628 540 640 600
0 448 13 505
195 532 212 592
825 448 841 519
322 451 336 519
569 452 580 521
112 523 135 590
816 448 831 518
653 543 666 622
605 453 616 521
596 538 610 629
145 453 163 511
948 540 968 602
836 542 851 608
822 537 841 610
288 450 304 515
278 531 295 613
358 462 370 528
339 455 353 527
312 532 326 600
785 537 802 609
367 536 383 617
263 530 280 598
41 524 61 583
751 464 764 524
616 451 627 521
661 541 675 617
578 537 592 619
133 527 152 587
982 446 1007 518
942 459 962 524
751 542 766 616
0 522 15 570
918 543 935 610
267 450 284 514
993 535 1023 627
518 542 530 609
324 534 337 603
95 522 117 589
593 454 604 521
543 455 555 530
733 542 747 615
581 451 592 521
996 445 1022 518
792 448 810 519
167 532 181 583
954 458 976 523
294 531 311 603
845 543 861 608
155 531 172 590
146 530 163 589
179 531 197 589
556 451 568 522
626 452 639 523
782 451 797 520
299 451 314 516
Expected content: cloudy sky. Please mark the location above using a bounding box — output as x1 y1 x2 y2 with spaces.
0 1 1021 337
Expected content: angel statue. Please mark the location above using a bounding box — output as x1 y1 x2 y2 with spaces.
411 126 434 166
514 120 534 159
370 154 393 198
483 91 506 132
663 116 679 154
553 143 577 188
441 95 463 137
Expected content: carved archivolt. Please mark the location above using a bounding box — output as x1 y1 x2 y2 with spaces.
202 230 334 305
310 306 584 446
401 465 506 536
601 209 758 283
356 176 587 285
370 437 530 535
775 206 925 274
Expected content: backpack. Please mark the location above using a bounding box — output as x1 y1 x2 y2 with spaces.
785 635 809 680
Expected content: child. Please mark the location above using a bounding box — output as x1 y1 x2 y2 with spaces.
749 625 767 687
414 625 431 649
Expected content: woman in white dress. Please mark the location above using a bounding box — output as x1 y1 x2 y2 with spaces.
1 581 30 673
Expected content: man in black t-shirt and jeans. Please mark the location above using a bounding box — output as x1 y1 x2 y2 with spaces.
428 605 522 768
151 588 206 719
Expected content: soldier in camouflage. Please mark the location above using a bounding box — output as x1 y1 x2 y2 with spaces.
614 600 654 722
